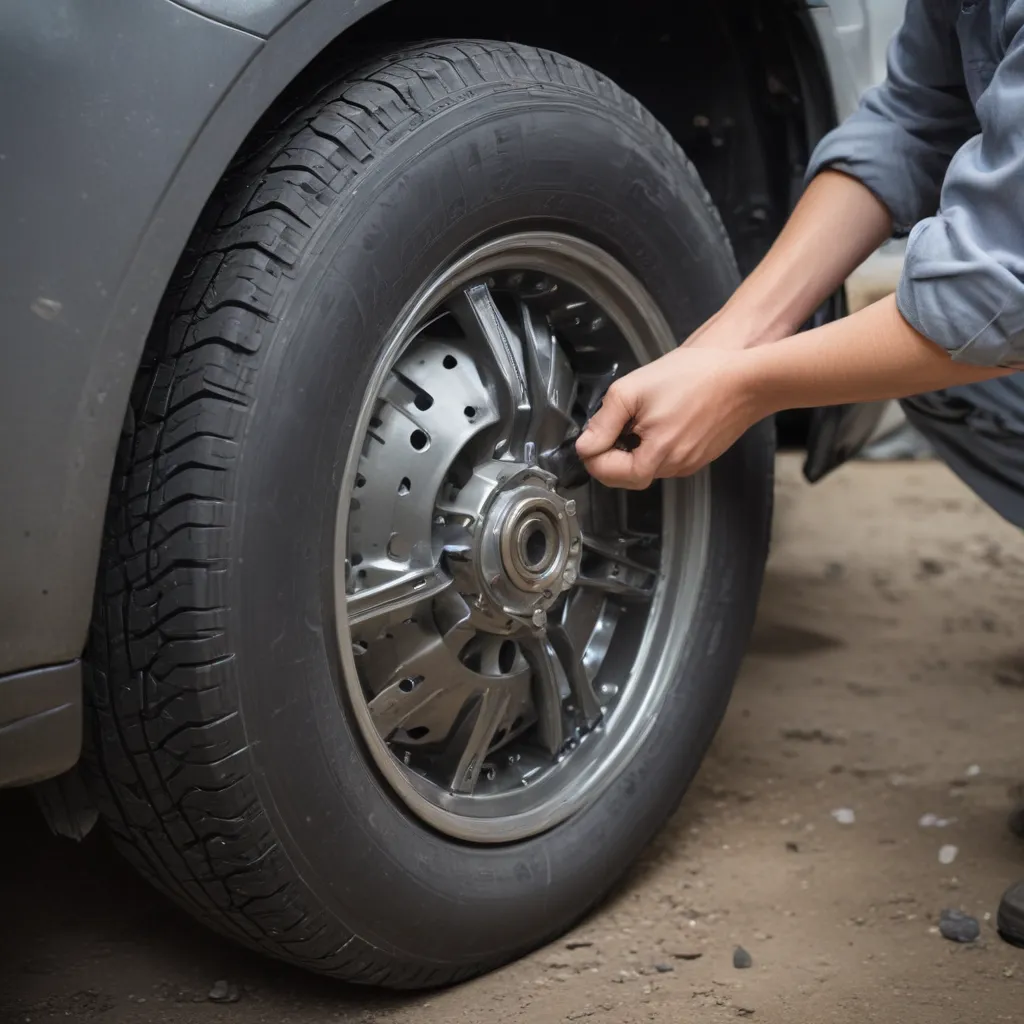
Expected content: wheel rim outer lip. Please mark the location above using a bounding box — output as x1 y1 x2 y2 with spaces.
334 232 711 843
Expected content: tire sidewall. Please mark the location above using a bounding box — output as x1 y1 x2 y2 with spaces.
232 81 771 967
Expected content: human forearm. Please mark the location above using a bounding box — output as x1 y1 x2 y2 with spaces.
690 170 893 349
746 293 1011 416
577 292 1012 488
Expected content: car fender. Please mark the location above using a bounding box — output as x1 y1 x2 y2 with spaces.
0 0 391 682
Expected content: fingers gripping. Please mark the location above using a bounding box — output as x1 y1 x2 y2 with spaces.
575 383 633 460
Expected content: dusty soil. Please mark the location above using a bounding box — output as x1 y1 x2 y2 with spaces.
4 455 1024 1024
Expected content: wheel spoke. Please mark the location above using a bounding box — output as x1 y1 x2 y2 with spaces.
547 621 603 727
347 566 451 633
518 302 576 454
449 282 531 457
522 638 568 756
561 588 620 683
446 688 513 794
578 534 657 601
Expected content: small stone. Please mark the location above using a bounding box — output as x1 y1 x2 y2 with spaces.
736 1008 757 1018
30 297 62 321
939 844 959 865
938 908 980 943
919 813 938 828
966 764 981 778
670 951 703 961
785 841 800 853
207 980 240 1004
565 940 593 950
654 963 674 974
733 946 753 969
831 808 856 825
1007 801 1024 839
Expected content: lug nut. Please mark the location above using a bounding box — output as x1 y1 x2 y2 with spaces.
532 608 547 627
565 499 577 517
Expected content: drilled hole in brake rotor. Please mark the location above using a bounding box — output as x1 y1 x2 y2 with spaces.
398 477 411 495
443 354 457 369
410 429 428 451
498 640 517 674
414 392 433 411
398 676 423 693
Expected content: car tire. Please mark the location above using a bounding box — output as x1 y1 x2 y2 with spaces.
85 40 773 988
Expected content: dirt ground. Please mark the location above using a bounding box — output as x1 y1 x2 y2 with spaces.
4 455 1024 1024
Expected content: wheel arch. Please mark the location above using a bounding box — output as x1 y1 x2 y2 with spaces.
0 0 837 690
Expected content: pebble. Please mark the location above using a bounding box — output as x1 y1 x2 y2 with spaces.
919 813 956 829
1008 802 1024 839
733 946 753 969
966 764 981 778
207 980 240 1004
831 808 856 825
785 841 800 853
938 909 980 943
654 963 674 974
938 844 959 865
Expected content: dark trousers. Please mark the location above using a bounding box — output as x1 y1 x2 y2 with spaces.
902 375 1024 529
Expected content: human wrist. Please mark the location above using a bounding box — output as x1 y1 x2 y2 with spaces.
727 347 781 423
705 298 797 350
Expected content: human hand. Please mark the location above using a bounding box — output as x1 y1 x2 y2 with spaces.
574 346 765 488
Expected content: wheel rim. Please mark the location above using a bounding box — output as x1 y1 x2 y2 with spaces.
335 232 711 843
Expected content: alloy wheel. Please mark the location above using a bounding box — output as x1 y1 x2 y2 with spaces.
336 233 711 842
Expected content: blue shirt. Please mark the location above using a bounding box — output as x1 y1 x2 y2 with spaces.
808 0 1024 366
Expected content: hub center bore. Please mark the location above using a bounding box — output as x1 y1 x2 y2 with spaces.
521 521 550 569
499 496 572 594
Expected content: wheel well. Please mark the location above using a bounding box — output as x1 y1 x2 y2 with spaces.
270 0 836 276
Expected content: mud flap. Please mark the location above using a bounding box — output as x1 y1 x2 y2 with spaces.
803 401 888 482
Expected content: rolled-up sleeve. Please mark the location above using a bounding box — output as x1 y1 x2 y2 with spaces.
806 0 977 234
898 8 1024 366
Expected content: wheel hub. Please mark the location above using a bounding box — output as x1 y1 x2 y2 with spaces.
444 464 582 634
